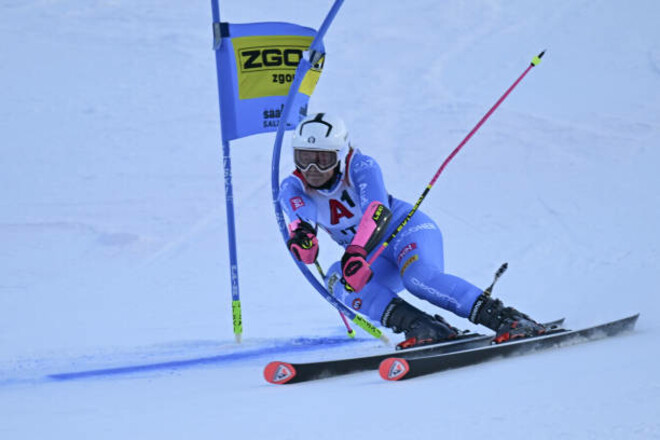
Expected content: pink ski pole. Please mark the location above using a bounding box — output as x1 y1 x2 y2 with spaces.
369 51 545 265
315 261 356 338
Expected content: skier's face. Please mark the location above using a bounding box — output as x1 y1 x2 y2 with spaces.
294 149 338 172
300 164 335 187
294 148 339 188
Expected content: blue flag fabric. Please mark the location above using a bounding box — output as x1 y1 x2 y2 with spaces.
215 21 324 141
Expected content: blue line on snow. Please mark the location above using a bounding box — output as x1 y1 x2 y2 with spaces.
48 336 372 381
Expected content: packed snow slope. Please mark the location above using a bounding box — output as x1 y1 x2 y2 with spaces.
1 0 659 438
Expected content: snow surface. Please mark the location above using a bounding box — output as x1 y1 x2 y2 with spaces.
1 0 659 438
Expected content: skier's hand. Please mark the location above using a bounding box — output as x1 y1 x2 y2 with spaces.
341 245 373 292
287 220 319 264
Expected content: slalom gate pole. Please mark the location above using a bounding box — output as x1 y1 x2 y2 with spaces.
211 0 242 343
270 0 388 343
368 51 545 265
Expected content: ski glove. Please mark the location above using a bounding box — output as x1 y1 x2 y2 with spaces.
287 219 319 264
341 245 373 292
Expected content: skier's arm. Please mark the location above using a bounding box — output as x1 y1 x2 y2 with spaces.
341 200 391 291
341 154 392 291
349 154 391 210
279 176 319 264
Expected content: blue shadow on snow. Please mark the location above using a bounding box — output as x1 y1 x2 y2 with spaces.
48 336 371 381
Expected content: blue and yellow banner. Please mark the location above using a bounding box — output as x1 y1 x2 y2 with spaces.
215 22 324 141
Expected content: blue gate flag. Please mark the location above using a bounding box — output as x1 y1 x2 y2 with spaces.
214 21 324 141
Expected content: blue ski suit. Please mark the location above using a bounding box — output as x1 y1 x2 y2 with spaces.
279 149 483 324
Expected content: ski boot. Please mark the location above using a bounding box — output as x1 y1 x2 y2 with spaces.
469 293 546 344
381 298 459 350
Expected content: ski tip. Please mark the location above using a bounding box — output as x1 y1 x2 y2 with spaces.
379 357 410 381
264 361 297 385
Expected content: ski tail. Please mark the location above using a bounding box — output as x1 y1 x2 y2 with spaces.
264 361 297 384
379 358 410 381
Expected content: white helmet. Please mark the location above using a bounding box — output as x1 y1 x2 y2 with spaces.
291 113 350 173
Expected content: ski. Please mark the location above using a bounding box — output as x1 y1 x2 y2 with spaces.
379 314 639 381
264 318 564 384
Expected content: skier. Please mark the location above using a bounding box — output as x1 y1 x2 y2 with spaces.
280 113 546 348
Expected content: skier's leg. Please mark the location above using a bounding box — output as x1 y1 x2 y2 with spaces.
390 209 545 343
391 211 482 318
325 259 458 348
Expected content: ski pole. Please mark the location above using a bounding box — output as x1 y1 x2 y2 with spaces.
368 51 545 265
314 261 356 338
484 263 508 296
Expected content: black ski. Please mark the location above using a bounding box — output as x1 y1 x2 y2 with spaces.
264 318 564 384
379 314 639 381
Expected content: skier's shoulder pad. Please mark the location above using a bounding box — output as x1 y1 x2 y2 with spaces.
280 173 306 196
347 148 380 177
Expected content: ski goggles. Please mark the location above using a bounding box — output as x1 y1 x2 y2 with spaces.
294 149 339 172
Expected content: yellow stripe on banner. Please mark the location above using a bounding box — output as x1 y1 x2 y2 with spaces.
231 35 314 100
